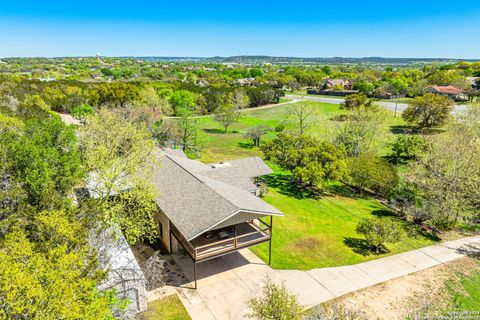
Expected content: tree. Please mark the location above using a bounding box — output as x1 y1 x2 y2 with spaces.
407 107 480 230
214 89 249 133
244 124 271 147
347 153 399 197
262 133 348 190
334 104 385 157
0 211 120 319
77 109 158 243
388 135 426 164
340 93 374 110
137 86 172 116
402 93 453 128
356 218 404 254
176 105 199 152
17 95 52 119
91 82 140 108
0 115 83 209
168 90 196 115
247 279 305 320
289 98 316 135
352 81 374 94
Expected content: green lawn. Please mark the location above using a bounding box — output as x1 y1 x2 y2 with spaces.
250 171 437 270
138 295 191 320
448 265 480 311
191 101 436 270
195 101 404 162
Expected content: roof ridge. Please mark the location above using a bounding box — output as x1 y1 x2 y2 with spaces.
164 154 206 184
164 154 245 211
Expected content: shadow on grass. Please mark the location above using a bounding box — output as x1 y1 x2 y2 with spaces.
264 174 319 199
343 237 378 256
203 128 226 134
390 125 445 136
237 141 255 149
325 183 369 200
371 209 398 218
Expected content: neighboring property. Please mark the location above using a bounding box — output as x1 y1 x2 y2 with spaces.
90 228 148 317
151 149 284 288
426 85 468 101
467 77 479 89
321 78 353 90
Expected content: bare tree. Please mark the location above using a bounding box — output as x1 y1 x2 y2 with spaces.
289 96 316 135
244 124 272 147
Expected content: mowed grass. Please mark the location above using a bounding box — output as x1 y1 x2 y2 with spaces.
250 172 436 270
192 101 436 270
138 295 191 320
195 101 404 163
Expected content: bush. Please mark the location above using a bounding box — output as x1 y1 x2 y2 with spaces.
71 104 94 119
247 279 305 320
402 93 453 128
356 218 404 254
348 153 399 197
388 135 425 164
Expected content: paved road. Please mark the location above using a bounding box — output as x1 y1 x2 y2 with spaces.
147 236 480 320
285 94 468 114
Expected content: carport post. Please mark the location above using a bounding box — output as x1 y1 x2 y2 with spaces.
193 261 197 289
268 216 273 266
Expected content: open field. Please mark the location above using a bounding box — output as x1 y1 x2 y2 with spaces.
188 102 442 270
195 100 404 163
250 170 437 269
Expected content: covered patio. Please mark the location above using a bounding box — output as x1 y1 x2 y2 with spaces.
170 218 273 288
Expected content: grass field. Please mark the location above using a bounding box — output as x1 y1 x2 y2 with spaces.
195 101 404 162
250 170 437 270
191 101 437 270
138 295 191 320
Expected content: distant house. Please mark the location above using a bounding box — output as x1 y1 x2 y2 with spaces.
467 77 479 88
426 85 467 101
322 78 353 90
151 149 283 288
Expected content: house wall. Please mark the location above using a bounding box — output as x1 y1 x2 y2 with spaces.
154 210 171 252
212 211 268 230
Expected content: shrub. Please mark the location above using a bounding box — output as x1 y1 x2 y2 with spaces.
356 218 404 254
247 279 305 320
348 153 399 197
388 135 425 164
71 104 94 119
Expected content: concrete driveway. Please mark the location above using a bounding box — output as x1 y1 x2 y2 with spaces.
148 236 480 320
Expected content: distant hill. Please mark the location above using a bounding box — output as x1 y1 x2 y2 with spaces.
136 56 480 65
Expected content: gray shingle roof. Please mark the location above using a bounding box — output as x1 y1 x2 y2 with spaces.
151 151 283 241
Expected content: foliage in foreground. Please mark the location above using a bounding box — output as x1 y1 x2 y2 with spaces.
247 279 305 320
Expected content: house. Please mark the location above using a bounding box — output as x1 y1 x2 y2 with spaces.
467 77 479 88
151 149 284 288
81 148 283 291
322 78 353 90
426 85 467 101
90 228 147 317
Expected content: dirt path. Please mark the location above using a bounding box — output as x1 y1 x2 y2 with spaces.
330 257 480 319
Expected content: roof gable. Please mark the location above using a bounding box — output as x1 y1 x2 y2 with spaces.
151 152 283 241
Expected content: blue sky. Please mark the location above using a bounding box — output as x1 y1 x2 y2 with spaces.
1 0 479 58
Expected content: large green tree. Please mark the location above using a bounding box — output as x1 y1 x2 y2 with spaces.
262 133 348 190
402 93 453 128
78 109 158 243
